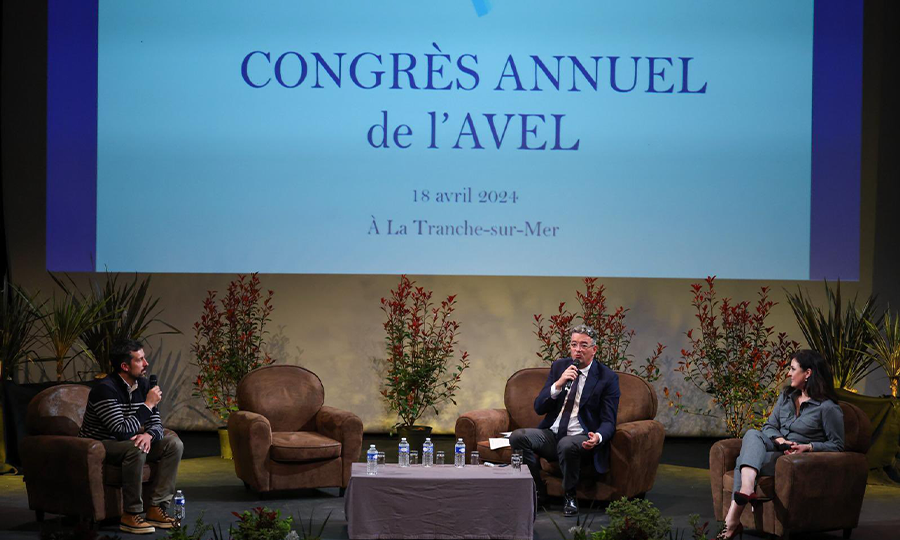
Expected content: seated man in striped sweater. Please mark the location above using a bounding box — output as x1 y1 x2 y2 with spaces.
80 339 183 534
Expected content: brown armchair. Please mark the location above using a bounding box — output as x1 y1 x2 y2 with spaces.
19 384 178 522
709 401 872 539
227 365 363 494
455 368 665 500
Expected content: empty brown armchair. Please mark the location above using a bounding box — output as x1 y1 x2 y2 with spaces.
19 384 178 521
709 402 872 539
455 368 665 500
228 365 363 494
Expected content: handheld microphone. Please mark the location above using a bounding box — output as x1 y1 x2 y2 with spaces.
564 359 578 392
148 374 158 389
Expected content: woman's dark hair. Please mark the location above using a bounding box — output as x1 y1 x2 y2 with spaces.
783 349 839 403
110 339 144 374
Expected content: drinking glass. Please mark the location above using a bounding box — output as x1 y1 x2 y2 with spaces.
410 450 419 465
376 451 386 468
470 451 480 466
511 450 523 471
435 451 445 465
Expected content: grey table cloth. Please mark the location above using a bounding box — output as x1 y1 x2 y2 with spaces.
345 463 535 539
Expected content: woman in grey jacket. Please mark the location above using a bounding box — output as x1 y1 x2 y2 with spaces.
718 350 844 539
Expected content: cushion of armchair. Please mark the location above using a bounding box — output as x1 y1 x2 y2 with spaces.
19 435 107 520
475 443 512 464
228 410 273 492
270 432 341 462
773 452 869 533
315 405 363 487
455 409 510 463
709 438 742 521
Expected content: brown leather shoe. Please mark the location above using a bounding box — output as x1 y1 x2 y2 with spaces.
145 505 177 528
120 513 155 534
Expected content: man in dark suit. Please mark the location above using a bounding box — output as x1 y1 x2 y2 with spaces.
510 324 620 516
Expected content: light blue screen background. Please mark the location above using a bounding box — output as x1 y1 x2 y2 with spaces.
96 1 813 278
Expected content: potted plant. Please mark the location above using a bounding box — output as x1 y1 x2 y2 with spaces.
0 277 44 473
0 278 44 382
52 272 180 376
380 275 469 450
36 290 111 382
864 307 900 398
191 273 274 458
665 276 800 437
786 280 881 391
860 308 900 480
534 278 665 381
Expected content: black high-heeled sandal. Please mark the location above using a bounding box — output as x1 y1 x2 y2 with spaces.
715 523 743 540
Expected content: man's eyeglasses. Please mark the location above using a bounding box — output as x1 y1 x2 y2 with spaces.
570 341 594 351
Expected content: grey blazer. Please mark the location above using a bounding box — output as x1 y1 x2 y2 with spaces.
761 390 844 452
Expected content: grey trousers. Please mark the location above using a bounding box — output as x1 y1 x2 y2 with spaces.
509 428 590 495
102 432 184 514
733 429 780 493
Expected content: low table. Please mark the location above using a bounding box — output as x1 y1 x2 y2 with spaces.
345 463 535 539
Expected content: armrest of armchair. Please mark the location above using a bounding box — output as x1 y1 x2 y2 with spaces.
316 406 364 488
606 419 665 498
709 438 742 521
228 411 273 492
774 452 869 532
19 435 107 520
455 409 510 459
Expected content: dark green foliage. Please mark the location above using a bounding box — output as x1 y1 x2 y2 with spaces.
38 286 113 381
165 512 214 540
786 280 881 390
230 507 292 540
592 498 672 540
0 276 43 380
52 272 180 375
295 507 333 540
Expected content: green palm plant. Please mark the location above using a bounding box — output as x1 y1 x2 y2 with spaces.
0 277 44 381
785 281 881 391
864 308 900 398
52 273 180 375
37 292 112 381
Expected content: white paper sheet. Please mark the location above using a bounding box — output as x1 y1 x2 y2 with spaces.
489 438 511 450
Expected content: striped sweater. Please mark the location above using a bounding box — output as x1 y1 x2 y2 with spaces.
79 374 164 442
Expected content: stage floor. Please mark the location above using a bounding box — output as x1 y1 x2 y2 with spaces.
1 436 898 539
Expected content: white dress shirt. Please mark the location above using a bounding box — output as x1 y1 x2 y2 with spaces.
120 374 154 412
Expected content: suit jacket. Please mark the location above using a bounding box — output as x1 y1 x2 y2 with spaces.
534 358 620 473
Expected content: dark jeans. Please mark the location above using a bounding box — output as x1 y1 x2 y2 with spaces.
102 432 184 514
509 428 590 495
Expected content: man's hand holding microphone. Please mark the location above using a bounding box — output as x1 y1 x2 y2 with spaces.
133 374 161 453
556 361 579 393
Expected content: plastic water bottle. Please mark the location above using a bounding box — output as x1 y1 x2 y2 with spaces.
173 490 185 522
422 438 434 467
366 444 378 475
454 438 466 468
399 437 410 467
